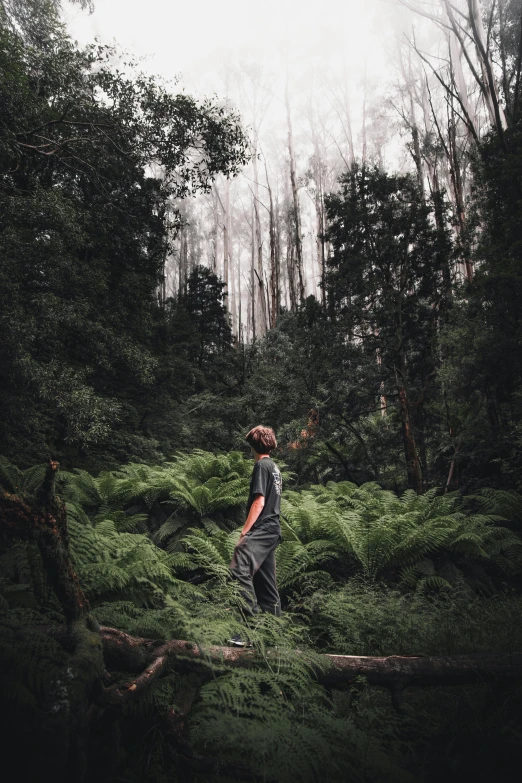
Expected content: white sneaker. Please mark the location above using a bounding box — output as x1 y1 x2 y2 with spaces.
228 634 253 648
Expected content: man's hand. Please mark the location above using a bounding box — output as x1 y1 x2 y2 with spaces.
240 494 265 538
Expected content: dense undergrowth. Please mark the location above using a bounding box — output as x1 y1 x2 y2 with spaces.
1 450 522 782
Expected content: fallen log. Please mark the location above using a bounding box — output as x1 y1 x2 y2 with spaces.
99 626 522 697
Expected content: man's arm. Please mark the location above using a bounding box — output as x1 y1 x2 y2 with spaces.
240 493 265 537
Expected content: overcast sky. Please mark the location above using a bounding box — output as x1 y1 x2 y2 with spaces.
63 0 398 94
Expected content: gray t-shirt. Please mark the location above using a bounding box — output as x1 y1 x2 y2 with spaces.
246 457 282 529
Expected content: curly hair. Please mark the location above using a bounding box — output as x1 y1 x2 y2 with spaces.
245 425 277 454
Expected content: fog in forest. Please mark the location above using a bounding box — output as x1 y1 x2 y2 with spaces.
64 0 457 338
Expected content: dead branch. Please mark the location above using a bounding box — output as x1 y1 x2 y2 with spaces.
409 38 481 144
101 653 170 706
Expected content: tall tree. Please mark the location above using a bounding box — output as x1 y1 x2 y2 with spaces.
325 165 453 492
0 1 247 463
285 75 305 305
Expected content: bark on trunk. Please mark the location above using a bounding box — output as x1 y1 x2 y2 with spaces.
252 139 268 337
265 164 280 328
285 80 305 304
313 154 326 307
222 181 230 315
397 380 424 494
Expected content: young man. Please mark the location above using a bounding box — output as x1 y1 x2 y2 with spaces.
228 426 282 646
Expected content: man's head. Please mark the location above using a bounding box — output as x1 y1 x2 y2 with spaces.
245 425 277 455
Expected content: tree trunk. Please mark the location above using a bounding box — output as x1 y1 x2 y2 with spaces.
362 61 368 165
448 28 480 142
285 79 305 304
395 354 424 494
265 164 280 328
1 464 106 782
467 0 508 135
252 139 268 336
447 99 473 283
222 180 230 316
250 202 256 342
313 154 327 306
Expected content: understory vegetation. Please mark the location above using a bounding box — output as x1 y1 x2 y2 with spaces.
2 452 522 782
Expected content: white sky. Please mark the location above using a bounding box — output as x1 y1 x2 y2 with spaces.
63 0 415 173
63 0 398 94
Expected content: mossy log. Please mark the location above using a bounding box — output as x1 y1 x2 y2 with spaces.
99 626 522 699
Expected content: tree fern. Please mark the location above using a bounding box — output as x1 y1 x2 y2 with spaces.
60 451 255 549
307 482 522 584
0 456 47 495
66 502 181 605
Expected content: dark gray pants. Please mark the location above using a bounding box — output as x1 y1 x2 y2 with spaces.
229 522 281 617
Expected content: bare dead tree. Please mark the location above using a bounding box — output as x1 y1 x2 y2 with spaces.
400 0 508 147
285 75 306 305
264 159 281 327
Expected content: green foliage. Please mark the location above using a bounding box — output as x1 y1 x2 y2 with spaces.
155 450 252 545
191 671 348 783
302 580 522 656
281 481 522 588
177 265 234 368
0 608 69 710
2 449 522 782
0 455 47 495
0 4 247 468
58 450 253 549
3 0 522 778
66 502 179 604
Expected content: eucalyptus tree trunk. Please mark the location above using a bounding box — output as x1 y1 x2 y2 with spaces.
222 180 230 315
228 209 237 336
424 62 472 284
250 201 256 342
316 185 326 305
362 61 368 165
251 138 268 336
285 80 305 304
286 224 298 311
439 0 507 145
278 195 290 311
235 235 243 343
448 27 481 142
309 135 327 306
177 202 189 296
400 47 425 195
342 64 356 165
265 165 281 328
211 186 219 274
282 171 298 310
407 80 425 196
397 375 424 494
447 102 473 283
467 0 508 133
